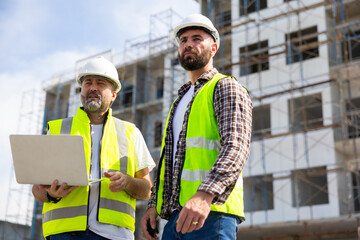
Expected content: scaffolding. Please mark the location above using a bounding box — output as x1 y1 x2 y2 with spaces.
198 0 360 239
7 0 360 239
3 88 45 240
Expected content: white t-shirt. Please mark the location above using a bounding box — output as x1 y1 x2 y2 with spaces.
88 124 155 240
172 85 195 169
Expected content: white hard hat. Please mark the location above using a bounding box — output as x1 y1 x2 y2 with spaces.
77 56 121 92
174 13 220 48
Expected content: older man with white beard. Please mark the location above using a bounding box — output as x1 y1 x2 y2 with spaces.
32 56 155 240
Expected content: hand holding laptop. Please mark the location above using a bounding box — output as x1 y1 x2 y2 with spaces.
39 179 78 199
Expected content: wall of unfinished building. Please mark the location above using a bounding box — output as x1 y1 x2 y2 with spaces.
205 0 360 229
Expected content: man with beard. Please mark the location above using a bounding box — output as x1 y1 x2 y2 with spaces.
141 14 253 240
32 56 155 240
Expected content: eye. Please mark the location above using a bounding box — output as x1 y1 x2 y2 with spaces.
180 38 187 44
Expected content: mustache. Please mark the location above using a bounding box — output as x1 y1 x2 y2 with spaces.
183 49 195 54
86 91 101 99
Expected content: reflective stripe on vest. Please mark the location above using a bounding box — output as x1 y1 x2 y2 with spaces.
113 118 128 174
181 169 210 182
186 136 221 151
60 117 73 134
43 198 135 223
99 198 135 219
43 205 87 223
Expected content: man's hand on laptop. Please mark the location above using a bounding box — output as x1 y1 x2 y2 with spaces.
40 179 78 199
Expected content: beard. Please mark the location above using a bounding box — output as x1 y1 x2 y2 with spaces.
178 46 212 71
84 91 103 112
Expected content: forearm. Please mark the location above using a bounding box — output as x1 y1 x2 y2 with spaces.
147 182 157 208
32 185 47 202
124 176 152 200
195 190 215 205
106 169 153 200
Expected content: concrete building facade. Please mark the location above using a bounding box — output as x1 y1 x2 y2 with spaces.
8 1 360 239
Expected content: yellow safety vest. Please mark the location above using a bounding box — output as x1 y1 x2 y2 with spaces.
156 73 245 219
42 107 137 238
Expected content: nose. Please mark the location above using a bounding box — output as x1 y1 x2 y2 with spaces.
88 81 98 91
184 44 192 51
182 43 193 55
184 40 193 49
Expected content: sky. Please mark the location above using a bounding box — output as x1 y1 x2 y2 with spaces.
0 0 199 223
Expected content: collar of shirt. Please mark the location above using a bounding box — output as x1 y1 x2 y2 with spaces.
177 68 219 96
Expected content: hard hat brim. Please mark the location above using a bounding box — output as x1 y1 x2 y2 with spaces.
77 73 121 93
173 18 220 48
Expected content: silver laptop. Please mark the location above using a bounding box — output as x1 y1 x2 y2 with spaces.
9 134 103 186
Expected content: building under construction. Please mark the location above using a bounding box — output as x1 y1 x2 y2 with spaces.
4 0 360 239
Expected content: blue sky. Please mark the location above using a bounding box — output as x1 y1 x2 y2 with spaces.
0 0 199 222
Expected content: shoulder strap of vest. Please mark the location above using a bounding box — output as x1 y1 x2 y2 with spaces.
48 117 73 135
214 73 249 93
112 117 129 174
60 117 73 134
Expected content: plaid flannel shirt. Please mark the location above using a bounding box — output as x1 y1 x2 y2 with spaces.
148 68 253 220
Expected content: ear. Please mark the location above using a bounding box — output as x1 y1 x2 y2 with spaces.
111 91 117 101
210 42 218 57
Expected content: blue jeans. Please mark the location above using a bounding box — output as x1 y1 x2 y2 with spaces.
49 230 110 240
162 211 240 240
